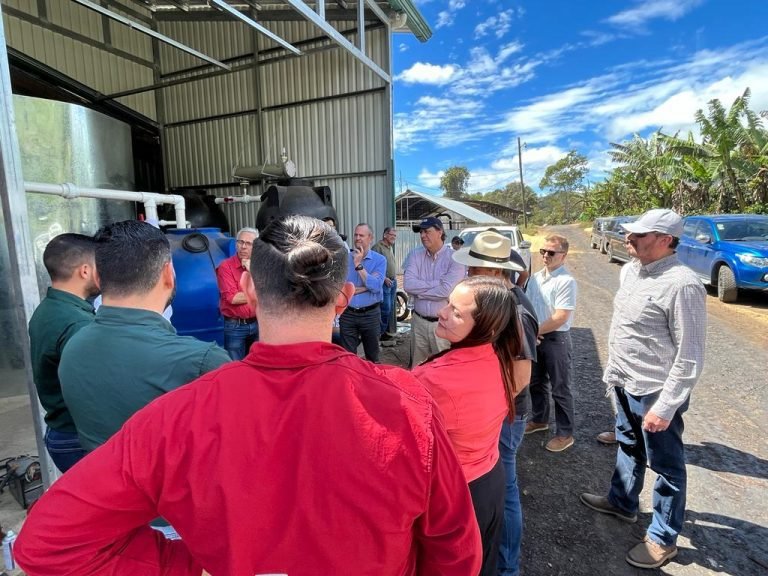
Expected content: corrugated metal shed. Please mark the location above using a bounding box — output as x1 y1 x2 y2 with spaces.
396 189 505 228
2 1 429 238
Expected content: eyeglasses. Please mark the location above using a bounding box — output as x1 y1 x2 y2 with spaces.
236 240 253 247
539 249 564 257
629 232 666 239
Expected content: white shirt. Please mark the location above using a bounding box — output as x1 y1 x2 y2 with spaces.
527 265 577 332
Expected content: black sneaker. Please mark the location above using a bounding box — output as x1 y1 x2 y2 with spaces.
380 333 395 341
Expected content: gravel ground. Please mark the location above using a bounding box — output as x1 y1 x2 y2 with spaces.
383 224 768 576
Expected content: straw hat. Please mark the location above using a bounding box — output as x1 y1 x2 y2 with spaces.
452 230 525 271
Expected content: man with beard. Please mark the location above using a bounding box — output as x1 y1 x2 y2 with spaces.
28 234 99 472
60 220 230 453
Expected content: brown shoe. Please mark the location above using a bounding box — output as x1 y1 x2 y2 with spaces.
626 537 677 569
524 421 549 435
596 431 617 445
579 493 637 523
545 435 574 452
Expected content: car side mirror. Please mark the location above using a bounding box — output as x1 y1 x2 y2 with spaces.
520 240 531 249
695 234 711 244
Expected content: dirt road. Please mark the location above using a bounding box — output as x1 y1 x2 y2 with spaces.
515 224 768 576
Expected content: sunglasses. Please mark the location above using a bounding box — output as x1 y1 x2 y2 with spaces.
539 249 564 257
629 232 666 239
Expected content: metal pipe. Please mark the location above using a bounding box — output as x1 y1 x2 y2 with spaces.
214 195 261 204
209 0 301 55
70 0 231 71
24 182 188 229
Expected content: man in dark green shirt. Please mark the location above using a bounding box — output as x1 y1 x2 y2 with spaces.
28 233 99 472
60 221 230 452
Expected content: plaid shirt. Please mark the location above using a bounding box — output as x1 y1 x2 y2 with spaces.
603 253 707 420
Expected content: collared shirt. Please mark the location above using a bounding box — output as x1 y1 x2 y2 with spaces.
347 249 387 308
17 342 482 576
413 344 508 483
216 255 256 319
28 287 94 433
403 244 467 317
60 306 230 451
527 265 577 331
372 239 397 279
603 254 707 420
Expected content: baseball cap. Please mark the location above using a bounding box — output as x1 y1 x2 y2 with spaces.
622 208 683 237
452 230 526 272
412 217 444 233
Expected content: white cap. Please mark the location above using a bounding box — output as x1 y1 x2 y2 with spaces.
622 208 683 237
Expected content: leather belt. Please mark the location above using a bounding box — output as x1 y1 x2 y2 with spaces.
414 311 439 322
346 303 380 313
224 316 257 325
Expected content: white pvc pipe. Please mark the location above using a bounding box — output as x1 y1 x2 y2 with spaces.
214 195 261 205
24 182 188 229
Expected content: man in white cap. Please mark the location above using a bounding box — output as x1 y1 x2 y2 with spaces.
403 217 466 366
580 208 706 570
453 230 538 576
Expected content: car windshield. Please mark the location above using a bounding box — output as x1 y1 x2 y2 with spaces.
717 219 768 241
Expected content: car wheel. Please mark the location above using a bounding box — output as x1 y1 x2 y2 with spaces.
607 243 617 263
717 266 738 303
590 237 597 249
396 291 410 322
600 240 607 254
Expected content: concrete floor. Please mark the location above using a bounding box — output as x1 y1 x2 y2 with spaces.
0 393 36 575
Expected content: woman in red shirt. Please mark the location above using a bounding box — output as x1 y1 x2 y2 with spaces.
413 275 522 576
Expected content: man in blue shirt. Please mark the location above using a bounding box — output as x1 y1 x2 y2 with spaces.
338 223 386 362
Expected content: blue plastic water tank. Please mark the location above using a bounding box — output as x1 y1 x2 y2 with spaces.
166 228 235 346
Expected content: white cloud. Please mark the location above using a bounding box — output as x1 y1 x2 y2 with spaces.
474 9 519 39
435 0 467 29
398 43 408 53
606 0 704 29
396 62 458 85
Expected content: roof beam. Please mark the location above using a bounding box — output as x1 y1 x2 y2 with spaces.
208 0 301 55
283 0 389 82
70 0 231 70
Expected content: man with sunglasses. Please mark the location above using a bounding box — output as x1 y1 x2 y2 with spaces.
580 209 706 569
524 235 577 453
217 227 260 359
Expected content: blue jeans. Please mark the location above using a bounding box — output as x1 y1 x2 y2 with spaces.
223 318 259 360
608 387 689 547
380 279 397 335
498 416 526 576
44 428 87 472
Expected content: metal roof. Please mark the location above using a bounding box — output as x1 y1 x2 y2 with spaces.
396 189 505 225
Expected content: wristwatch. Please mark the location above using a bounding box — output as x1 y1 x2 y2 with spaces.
355 264 364 271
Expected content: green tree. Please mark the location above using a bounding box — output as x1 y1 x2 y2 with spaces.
539 151 589 223
440 166 470 199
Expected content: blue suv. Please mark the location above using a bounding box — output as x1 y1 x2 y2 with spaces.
678 214 768 302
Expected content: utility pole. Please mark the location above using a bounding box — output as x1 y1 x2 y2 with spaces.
517 137 527 228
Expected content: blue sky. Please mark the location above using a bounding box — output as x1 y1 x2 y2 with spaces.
392 0 768 197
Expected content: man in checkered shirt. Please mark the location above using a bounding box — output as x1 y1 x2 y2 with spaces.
580 209 706 570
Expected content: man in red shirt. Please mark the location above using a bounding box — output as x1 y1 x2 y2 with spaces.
216 227 259 359
15 215 482 576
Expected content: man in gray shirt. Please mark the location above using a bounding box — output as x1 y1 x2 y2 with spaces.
403 217 465 367
580 209 706 570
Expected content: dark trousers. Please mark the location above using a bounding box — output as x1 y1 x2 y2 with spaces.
44 428 87 472
468 457 506 576
339 305 381 362
529 330 575 436
223 318 259 360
